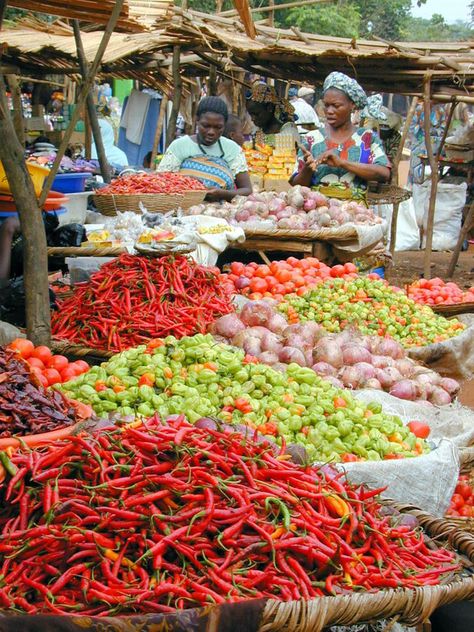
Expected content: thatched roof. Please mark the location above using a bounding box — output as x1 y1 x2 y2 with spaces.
7 0 173 33
1 8 473 98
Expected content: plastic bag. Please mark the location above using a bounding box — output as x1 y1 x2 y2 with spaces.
50 223 86 248
421 181 467 251
0 277 56 328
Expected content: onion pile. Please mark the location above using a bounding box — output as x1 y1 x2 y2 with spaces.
232 187 382 230
211 303 459 406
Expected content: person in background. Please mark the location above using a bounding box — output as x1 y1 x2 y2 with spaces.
224 115 245 147
0 217 20 284
157 97 251 202
361 95 402 183
289 86 320 134
407 101 447 185
246 82 298 146
91 118 128 172
291 72 390 190
143 151 152 169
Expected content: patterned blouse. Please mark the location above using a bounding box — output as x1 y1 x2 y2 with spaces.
296 127 390 188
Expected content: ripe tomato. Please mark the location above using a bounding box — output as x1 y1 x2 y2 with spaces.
230 261 245 275
60 367 78 383
330 264 345 278
283 281 295 294
47 355 69 372
70 360 90 374
265 276 278 290
249 277 268 293
276 269 292 283
292 275 305 288
407 421 430 439
343 262 357 274
43 368 62 386
287 256 300 267
451 493 465 510
254 265 270 278
455 483 472 501
30 345 53 364
27 357 45 370
8 338 34 359
459 505 474 517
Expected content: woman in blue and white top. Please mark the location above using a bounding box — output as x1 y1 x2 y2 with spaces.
157 97 252 202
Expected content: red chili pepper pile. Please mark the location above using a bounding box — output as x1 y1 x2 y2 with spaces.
0 416 459 615
52 254 232 352
0 348 79 438
96 173 206 195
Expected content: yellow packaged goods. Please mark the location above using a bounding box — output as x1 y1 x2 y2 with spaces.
268 168 287 176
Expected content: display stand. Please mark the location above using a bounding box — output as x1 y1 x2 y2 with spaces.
367 185 412 255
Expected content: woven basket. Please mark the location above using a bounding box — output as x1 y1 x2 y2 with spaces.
259 503 474 631
48 246 126 257
431 302 474 317
244 225 358 242
445 447 474 534
367 184 412 206
50 339 113 363
94 190 206 216
317 184 359 201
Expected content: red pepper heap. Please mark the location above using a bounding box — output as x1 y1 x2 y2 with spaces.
96 172 206 195
0 416 459 615
52 254 233 352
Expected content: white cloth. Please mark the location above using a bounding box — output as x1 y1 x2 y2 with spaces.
292 98 320 131
120 90 151 145
91 119 128 169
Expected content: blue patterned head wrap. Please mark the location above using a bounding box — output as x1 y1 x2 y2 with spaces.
323 72 367 110
361 94 388 122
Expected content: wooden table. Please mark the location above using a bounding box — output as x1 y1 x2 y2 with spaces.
233 235 333 264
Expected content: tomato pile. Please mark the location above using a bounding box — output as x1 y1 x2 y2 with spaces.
221 257 359 300
408 278 474 306
447 475 474 518
96 173 206 195
8 339 89 387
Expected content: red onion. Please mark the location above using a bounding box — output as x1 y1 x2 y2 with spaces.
374 369 391 388
372 355 393 369
340 366 363 388
245 326 269 340
342 344 372 365
375 338 405 360
267 313 288 334
304 350 314 367
195 417 218 430
323 376 344 388
353 362 376 381
303 198 317 211
312 362 337 377
284 334 307 351
394 358 416 377
258 351 279 365
439 377 460 396
214 313 245 339
389 379 418 401
279 346 306 366
242 336 261 356
429 386 452 406
272 362 288 373
364 378 382 390
235 276 250 290
312 338 344 368
240 300 273 327
261 331 282 354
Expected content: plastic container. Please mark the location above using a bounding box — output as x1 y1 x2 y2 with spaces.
52 172 92 194
0 207 66 219
58 191 90 226
0 191 68 213
369 266 385 278
0 162 49 196
66 256 115 284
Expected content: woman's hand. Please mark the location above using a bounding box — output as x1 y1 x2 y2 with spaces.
314 150 345 169
205 188 223 202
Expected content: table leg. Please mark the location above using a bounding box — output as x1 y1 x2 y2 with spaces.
390 202 399 255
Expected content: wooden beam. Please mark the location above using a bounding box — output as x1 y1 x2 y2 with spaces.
233 0 256 39
0 76 50 343
220 0 333 16
73 19 111 182
166 46 182 148
38 0 125 208
6 75 25 147
447 203 473 278
422 73 438 280
435 99 456 162
393 96 418 182
151 94 168 168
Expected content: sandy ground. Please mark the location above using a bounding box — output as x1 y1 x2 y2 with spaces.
388 249 473 290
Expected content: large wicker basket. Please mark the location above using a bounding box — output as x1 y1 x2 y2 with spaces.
244 225 358 242
93 190 206 216
431 302 474 317
446 446 474 534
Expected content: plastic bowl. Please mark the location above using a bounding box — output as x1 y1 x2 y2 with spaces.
0 162 49 196
0 191 68 212
52 173 92 194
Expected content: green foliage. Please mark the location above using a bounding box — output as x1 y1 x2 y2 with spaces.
284 3 360 38
401 14 474 42
353 0 414 40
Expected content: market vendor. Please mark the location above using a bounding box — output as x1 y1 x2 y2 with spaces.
157 97 252 202
291 72 390 190
246 82 299 146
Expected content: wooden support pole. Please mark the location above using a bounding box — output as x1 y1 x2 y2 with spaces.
422 73 438 280
166 46 182 148
38 0 124 208
208 64 217 96
73 20 111 182
447 202 474 278
84 104 92 160
5 74 25 147
435 99 456 162
393 97 418 183
0 77 50 344
151 95 168 169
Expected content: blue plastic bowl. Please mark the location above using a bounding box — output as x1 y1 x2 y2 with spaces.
52 173 91 194
369 266 385 279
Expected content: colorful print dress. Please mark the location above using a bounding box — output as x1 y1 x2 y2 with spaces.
295 127 390 189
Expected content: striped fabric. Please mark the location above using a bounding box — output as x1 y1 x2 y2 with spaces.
179 155 235 190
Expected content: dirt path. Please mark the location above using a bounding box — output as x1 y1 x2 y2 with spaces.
388 250 473 289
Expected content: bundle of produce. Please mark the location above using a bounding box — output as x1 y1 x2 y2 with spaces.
0 416 458 615
279 277 464 348
447 474 474 519
0 347 81 439
233 187 381 230
96 173 206 196
60 334 429 462
51 254 232 352
407 278 474 307
8 338 89 387
211 303 459 406
221 257 358 300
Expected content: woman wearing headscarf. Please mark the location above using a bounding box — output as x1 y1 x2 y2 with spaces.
91 118 129 172
246 82 299 146
291 72 390 190
157 96 251 202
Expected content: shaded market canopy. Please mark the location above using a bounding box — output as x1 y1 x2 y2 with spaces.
1 8 473 97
